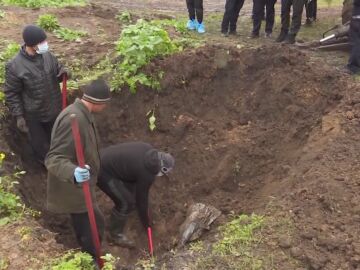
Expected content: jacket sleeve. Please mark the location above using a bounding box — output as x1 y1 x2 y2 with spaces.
45 115 77 183
4 62 24 117
136 175 154 229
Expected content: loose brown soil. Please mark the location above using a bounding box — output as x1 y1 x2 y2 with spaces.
1 1 360 270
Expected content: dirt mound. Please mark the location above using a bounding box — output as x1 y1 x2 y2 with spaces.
6 44 351 268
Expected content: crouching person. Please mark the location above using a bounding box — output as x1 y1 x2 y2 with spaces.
97 142 175 248
45 80 111 260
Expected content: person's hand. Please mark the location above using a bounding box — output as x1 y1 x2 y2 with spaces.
57 67 72 80
16 116 28 133
74 165 90 183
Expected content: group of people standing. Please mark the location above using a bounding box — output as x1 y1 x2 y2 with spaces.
185 0 318 43
4 25 175 267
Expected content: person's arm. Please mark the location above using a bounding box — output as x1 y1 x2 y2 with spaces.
52 53 71 82
135 175 154 229
45 115 78 183
4 62 24 117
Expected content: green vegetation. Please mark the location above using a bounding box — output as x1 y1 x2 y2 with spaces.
0 0 86 8
0 42 20 86
116 11 132 24
189 241 205 253
36 14 87 42
0 153 27 226
54 27 87 42
0 10 5 18
37 14 60 32
43 251 117 270
112 19 179 93
135 256 156 270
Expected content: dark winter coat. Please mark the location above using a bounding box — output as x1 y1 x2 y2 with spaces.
4 46 63 122
98 142 160 228
45 99 101 214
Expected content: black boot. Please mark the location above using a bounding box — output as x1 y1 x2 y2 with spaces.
275 30 288 43
108 209 135 248
284 34 296 44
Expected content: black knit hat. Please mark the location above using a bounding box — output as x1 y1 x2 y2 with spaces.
82 79 111 104
22 25 47 46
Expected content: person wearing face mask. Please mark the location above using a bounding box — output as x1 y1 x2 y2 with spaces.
4 25 70 163
97 142 175 248
45 79 110 262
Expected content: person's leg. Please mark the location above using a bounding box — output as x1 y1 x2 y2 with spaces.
26 119 51 163
230 0 245 33
186 0 196 20
195 0 204 23
97 177 135 247
70 206 105 259
221 0 234 34
289 0 305 37
276 0 292 42
252 0 265 36
265 0 276 34
348 18 360 74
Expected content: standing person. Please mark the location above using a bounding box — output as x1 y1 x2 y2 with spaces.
251 0 277 38
4 25 70 163
347 0 360 74
97 142 175 247
221 0 245 36
186 0 206 33
305 0 317 25
45 79 111 261
276 0 305 43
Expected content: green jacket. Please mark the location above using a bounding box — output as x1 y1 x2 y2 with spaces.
45 98 101 214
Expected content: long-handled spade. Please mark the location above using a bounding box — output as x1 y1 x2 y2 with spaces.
147 209 154 257
70 114 104 268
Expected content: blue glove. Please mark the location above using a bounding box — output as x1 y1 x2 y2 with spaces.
74 165 90 183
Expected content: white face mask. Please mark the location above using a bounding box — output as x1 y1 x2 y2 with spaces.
36 41 49 54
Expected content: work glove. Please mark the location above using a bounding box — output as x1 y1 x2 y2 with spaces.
57 67 72 80
16 116 28 133
74 165 90 183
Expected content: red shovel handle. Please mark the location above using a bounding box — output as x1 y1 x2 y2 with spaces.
62 74 67 110
70 114 103 268
147 227 154 257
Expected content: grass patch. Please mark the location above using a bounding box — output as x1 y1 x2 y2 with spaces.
0 0 87 8
37 14 60 32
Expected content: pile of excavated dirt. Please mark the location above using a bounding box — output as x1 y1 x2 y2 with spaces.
4 44 360 269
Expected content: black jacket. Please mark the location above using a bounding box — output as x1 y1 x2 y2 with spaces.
4 46 63 122
99 142 160 228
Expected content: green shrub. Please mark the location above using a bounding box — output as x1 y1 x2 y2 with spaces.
0 0 87 8
37 14 60 31
0 42 20 85
112 19 179 93
54 27 87 41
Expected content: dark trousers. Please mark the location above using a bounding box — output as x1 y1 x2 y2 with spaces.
221 0 245 33
27 118 55 162
305 0 317 20
252 0 277 34
186 0 204 23
70 206 105 259
97 175 135 215
348 17 360 73
280 0 305 35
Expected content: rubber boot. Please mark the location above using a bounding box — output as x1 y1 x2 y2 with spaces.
108 209 135 248
275 30 288 43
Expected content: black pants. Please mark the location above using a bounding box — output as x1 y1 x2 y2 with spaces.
305 0 317 20
70 206 105 259
97 175 135 216
252 0 277 34
221 0 245 33
280 0 305 35
26 118 55 162
186 0 204 23
348 17 360 73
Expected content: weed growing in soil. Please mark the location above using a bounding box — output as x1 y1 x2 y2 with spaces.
43 251 117 270
0 42 20 85
189 241 205 253
37 14 60 32
0 0 86 8
116 11 132 24
112 19 179 93
135 256 156 270
0 10 5 18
